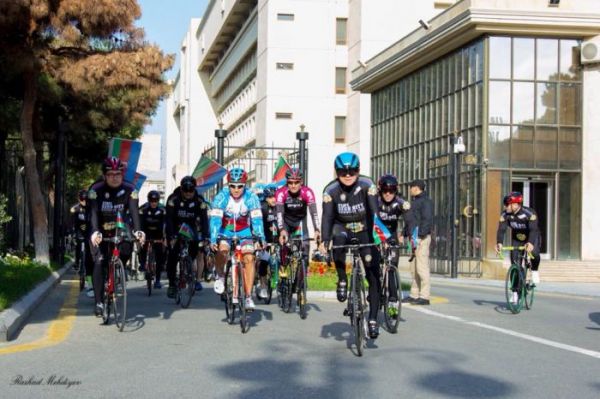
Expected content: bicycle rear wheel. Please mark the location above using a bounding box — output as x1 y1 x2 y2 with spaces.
180 256 194 309
505 264 524 314
113 259 127 332
225 263 236 324
524 270 535 310
383 267 401 333
102 279 111 325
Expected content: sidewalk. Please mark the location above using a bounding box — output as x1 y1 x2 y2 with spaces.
401 272 600 298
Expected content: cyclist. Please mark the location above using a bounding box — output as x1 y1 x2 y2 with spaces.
70 189 94 298
257 185 278 299
139 190 166 289
210 167 265 310
165 176 209 298
89 157 145 317
495 191 541 304
318 152 383 339
377 174 416 314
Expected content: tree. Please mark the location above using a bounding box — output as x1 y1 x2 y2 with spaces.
0 1 173 262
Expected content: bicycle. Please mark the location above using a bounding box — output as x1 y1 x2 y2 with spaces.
202 243 216 282
259 243 280 305
379 243 403 333
331 239 378 356
279 237 313 319
173 236 195 309
75 238 87 291
500 246 535 314
101 235 128 332
127 240 142 281
144 240 162 296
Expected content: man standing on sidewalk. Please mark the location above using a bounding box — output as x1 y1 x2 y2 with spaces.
403 179 433 305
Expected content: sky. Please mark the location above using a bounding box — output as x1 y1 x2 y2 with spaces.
136 0 209 135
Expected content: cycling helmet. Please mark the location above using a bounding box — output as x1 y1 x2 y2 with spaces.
148 190 160 201
227 167 248 184
102 156 125 173
263 186 276 198
505 191 523 205
78 190 88 201
285 167 303 181
180 176 196 193
334 152 360 171
502 194 511 206
378 174 398 192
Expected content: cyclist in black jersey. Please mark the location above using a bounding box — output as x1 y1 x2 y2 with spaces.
318 152 383 339
70 189 94 297
139 190 166 289
257 185 278 298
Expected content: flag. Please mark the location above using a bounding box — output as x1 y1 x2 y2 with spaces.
116 211 126 230
108 138 142 183
372 215 392 245
192 156 228 195
132 173 146 192
272 156 291 184
178 223 195 240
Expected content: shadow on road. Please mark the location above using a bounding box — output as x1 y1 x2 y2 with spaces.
587 312 600 330
415 370 515 398
473 299 513 315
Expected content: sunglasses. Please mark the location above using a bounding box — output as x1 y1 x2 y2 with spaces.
149 199 159 202
382 189 396 194
105 172 122 178
336 168 359 177
229 184 245 189
287 180 301 186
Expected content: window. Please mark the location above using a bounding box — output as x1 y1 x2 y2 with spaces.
335 67 347 94
336 18 347 45
275 112 293 119
335 116 346 143
276 62 294 70
277 13 294 21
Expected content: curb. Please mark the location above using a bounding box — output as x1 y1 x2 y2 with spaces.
0 261 73 342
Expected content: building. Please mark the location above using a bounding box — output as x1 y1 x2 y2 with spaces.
165 0 458 204
137 133 166 203
351 0 600 275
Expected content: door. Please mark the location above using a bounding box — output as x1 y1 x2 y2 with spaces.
512 179 553 259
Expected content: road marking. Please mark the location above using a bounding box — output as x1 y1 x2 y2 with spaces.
431 281 596 301
407 306 600 360
0 280 78 355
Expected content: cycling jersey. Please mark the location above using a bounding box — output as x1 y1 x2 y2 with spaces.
70 203 89 240
88 181 141 238
261 200 278 244
139 202 166 240
496 206 540 245
165 187 209 241
209 186 265 244
377 195 416 238
275 186 320 233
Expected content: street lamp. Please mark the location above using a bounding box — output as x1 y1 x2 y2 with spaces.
450 134 465 278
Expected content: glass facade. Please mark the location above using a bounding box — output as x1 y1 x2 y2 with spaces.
371 35 583 269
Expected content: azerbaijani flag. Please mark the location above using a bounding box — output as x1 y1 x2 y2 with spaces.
132 173 146 192
272 156 291 186
116 211 126 230
192 156 228 195
372 215 392 245
108 138 142 183
178 223 195 240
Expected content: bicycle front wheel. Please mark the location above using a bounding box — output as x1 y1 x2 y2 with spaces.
180 257 194 309
238 264 249 333
298 260 307 320
383 267 401 333
505 264 524 314
146 250 155 296
113 259 127 332
225 263 236 325
352 269 366 357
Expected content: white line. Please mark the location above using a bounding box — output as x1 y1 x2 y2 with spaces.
408 306 600 360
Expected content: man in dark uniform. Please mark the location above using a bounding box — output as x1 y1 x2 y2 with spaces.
139 190 166 289
70 189 94 297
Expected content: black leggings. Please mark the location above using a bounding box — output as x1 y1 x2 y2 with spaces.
331 225 381 321
140 241 166 280
167 240 198 286
90 241 132 304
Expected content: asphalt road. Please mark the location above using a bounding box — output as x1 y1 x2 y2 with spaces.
1 270 599 399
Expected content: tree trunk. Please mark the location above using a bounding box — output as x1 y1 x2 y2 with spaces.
20 67 49 263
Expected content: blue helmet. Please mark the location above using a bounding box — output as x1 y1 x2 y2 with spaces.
263 185 276 198
227 167 248 184
334 152 360 171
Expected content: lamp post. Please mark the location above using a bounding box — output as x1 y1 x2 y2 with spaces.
215 123 228 190
296 124 309 183
450 133 465 278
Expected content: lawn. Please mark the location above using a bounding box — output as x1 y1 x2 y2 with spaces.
307 271 411 291
0 255 62 312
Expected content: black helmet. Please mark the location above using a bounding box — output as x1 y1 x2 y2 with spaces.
148 190 160 202
263 186 276 198
378 174 398 192
180 176 196 193
78 190 88 201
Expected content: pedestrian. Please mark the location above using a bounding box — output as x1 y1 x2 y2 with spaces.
403 179 433 305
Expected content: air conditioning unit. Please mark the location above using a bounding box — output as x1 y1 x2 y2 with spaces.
581 37 600 65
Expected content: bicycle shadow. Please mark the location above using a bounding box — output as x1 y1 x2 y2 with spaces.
587 312 600 330
472 299 513 315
